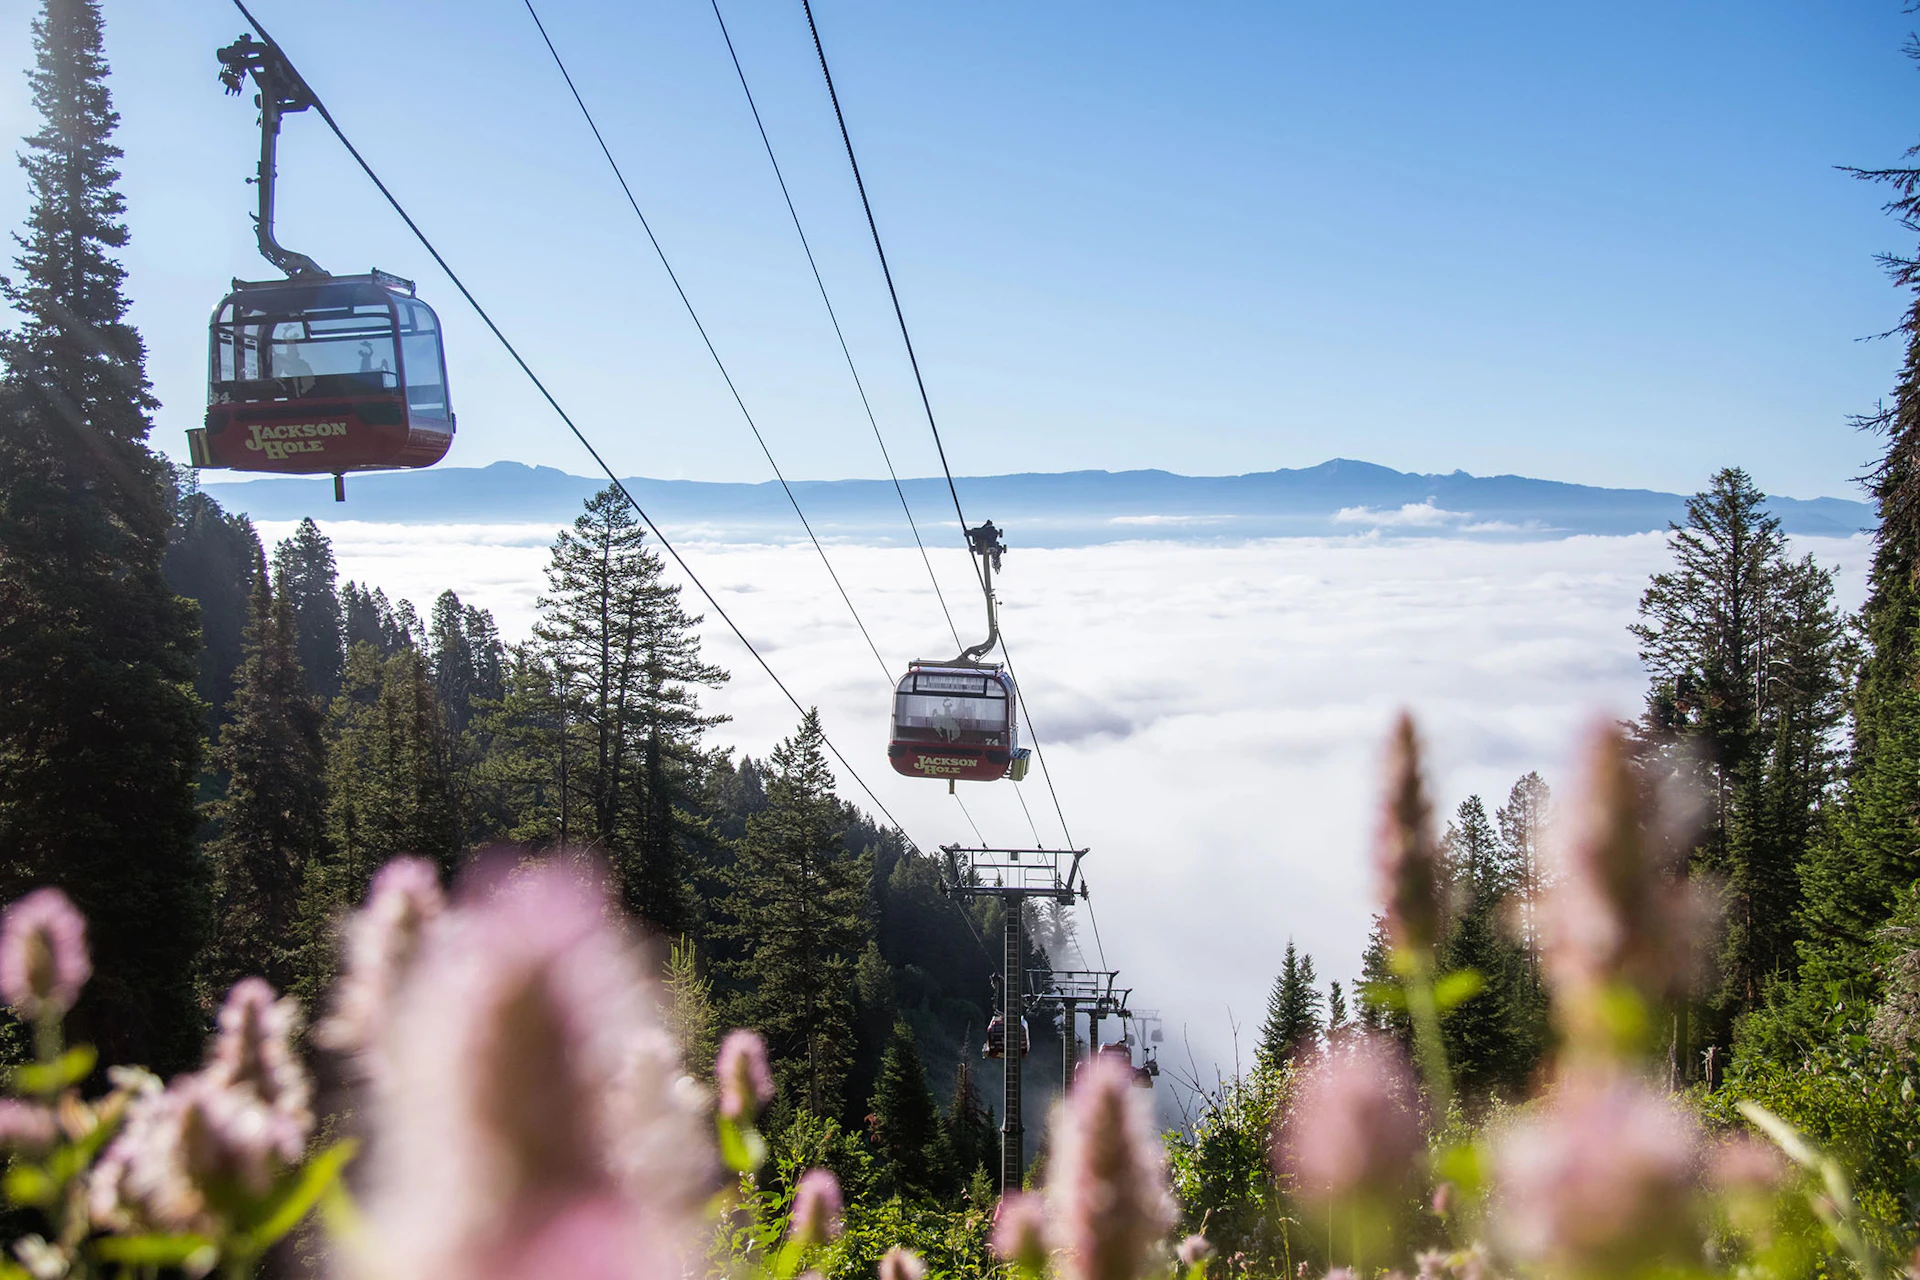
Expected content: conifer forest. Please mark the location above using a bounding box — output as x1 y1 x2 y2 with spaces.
3 1 1920 1279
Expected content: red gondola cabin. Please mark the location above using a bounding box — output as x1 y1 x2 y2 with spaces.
188 271 454 476
888 662 1030 783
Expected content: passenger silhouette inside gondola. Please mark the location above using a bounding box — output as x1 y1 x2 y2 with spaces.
273 338 314 397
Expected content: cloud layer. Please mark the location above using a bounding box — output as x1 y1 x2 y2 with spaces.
257 521 1873 1089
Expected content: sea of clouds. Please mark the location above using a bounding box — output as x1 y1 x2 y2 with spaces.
255 520 1873 1094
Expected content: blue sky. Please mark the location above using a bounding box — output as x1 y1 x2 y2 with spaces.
0 1 1914 497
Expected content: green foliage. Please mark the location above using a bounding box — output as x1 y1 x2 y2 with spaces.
1166 1064 1301 1273
1705 1025 1920 1263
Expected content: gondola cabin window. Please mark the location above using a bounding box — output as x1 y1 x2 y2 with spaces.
894 669 1010 747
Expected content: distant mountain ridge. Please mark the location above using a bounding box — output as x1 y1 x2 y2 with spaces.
201 459 1875 546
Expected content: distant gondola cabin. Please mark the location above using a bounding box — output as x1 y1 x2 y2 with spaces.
189 271 454 475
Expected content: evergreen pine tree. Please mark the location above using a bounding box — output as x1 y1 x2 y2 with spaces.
1495 772 1551 974
1256 940 1321 1067
292 643 459 1002
201 558 328 996
1744 126 1920 1054
536 487 727 932
323 644 460 888
849 941 897 1122
663 937 718 1078
869 1021 942 1195
342 582 408 655
162 475 263 731
465 643 574 846
0 0 207 1068
941 1059 997 1190
1326 980 1349 1034
1632 468 1846 1032
429 590 478 734
1357 914 1411 1044
721 710 870 1120
271 518 344 699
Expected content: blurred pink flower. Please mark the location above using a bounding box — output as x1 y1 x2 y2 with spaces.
104 1073 305 1234
1178 1235 1215 1267
490 1196 660 1280
0 1101 55 1154
1491 1077 1702 1271
991 1190 1050 1269
205 978 311 1136
1280 1034 1423 1204
1049 1053 1176 1280
880 1245 928 1280
1376 715 1443 956
715 1028 773 1122
0 888 90 1020
354 859 710 1280
316 857 445 1069
789 1167 843 1246
1538 726 1695 1050
1710 1134 1787 1196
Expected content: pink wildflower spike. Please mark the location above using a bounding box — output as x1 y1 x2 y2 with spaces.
205 978 312 1137
0 1101 57 1154
1376 715 1442 956
715 1028 773 1122
1491 1076 1701 1272
1178 1235 1215 1267
788 1167 843 1246
317 857 445 1068
0 889 90 1020
1539 725 1696 1056
991 1190 1050 1269
108 1074 305 1235
1279 1033 1423 1204
356 859 711 1280
879 1246 927 1280
1049 1052 1176 1280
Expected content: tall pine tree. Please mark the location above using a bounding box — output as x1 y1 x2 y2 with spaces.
272 518 343 699
162 473 262 733
868 1021 942 1196
200 558 328 996
0 0 206 1068
721 710 870 1120
535 486 726 932
1632 468 1845 1033
1256 940 1321 1067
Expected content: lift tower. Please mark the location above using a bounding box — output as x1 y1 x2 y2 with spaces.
1029 969 1128 1091
941 843 1086 1193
